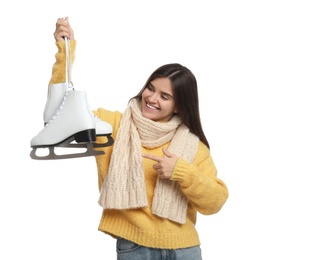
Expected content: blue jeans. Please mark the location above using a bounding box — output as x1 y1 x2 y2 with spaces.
116 237 202 260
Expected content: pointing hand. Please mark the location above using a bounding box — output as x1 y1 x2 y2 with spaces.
143 148 178 179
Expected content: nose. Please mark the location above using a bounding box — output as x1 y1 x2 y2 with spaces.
147 92 158 103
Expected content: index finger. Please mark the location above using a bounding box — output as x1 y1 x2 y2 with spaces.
142 153 162 162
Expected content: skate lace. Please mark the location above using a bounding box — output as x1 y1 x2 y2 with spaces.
45 91 69 126
46 36 73 127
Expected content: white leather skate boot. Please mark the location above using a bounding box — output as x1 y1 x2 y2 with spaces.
43 82 73 124
30 91 105 160
44 83 113 137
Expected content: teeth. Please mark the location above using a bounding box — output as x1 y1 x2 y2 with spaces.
147 103 157 110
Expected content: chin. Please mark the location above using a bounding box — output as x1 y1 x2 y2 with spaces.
142 112 155 120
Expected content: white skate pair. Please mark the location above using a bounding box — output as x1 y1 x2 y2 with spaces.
30 38 113 160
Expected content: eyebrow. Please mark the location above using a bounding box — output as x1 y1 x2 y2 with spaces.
149 82 174 99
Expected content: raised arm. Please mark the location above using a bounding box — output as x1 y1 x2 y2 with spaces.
49 17 76 85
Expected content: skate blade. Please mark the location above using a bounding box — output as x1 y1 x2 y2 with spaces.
30 143 105 160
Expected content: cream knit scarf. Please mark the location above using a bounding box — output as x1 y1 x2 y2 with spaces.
98 100 199 224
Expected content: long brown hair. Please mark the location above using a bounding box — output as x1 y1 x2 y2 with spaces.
130 63 209 148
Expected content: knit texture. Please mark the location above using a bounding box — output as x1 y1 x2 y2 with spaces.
49 41 76 85
98 100 199 224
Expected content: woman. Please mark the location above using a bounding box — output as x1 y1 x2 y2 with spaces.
52 17 228 260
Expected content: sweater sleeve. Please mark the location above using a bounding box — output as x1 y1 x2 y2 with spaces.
170 142 228 215
49 40 76 85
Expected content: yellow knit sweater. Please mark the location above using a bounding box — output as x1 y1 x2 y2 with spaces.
50 40 229 249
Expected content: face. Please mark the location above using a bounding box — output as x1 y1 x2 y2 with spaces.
141 77 177 122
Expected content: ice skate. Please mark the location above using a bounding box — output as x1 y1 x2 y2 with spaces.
30 90 111 160
30 36 113 160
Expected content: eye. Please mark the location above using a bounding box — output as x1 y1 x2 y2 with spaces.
161 94 169 100
147 84 154 91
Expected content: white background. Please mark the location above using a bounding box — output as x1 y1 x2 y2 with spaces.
0 0 314 259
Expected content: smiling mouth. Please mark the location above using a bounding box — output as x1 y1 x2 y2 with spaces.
146 102 159 110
